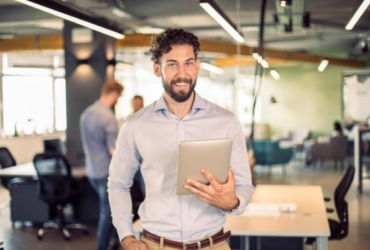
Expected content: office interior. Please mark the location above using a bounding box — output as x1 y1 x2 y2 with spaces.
0 0 370 250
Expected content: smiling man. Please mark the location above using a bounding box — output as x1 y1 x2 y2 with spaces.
108 28 253 250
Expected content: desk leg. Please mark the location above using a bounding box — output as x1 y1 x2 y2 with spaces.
244 236 249 250
315 236 328 250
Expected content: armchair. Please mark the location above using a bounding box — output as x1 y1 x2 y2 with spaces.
311 136 348 168
253 140 293 174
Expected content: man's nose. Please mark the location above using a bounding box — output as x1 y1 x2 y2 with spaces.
177 65 187 77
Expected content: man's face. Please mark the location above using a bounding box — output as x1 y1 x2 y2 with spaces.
153 44 200 103
132 97 144 113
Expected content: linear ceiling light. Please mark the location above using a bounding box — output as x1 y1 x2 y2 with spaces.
345 0 370 30
15 0 125 39
200 62 224 75
318 59 329 72
199 0 244 43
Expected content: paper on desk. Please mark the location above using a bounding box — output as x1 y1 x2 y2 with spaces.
245 202 297 213
242 211 282 218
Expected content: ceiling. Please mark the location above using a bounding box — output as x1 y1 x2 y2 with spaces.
0 0 369 61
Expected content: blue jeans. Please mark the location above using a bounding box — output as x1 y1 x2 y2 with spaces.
88 177 118 250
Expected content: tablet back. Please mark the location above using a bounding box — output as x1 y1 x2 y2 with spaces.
176 139 232 195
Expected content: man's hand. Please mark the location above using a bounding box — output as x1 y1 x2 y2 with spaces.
121 235 149 250
184 167 238 211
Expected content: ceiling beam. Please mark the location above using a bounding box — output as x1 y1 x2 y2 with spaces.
0 35 63 52
0 34 366 68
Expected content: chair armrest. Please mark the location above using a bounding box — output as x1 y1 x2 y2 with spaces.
326 208 334 213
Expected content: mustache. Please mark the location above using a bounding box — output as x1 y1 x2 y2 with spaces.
170 78 192 85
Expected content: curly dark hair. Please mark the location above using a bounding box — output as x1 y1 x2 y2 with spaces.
148 28 201 64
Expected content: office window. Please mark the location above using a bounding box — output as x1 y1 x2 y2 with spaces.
54 78 67 131
2 76 54 136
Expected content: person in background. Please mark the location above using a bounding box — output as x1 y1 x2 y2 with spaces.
132 95 144 114
80 79 124 250
108 28 253 250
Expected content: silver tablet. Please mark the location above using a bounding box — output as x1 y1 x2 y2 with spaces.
176 139 233 195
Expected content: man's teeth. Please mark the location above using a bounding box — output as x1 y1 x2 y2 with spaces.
175 82 187 86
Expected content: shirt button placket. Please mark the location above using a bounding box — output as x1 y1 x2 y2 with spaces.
178 120 189 241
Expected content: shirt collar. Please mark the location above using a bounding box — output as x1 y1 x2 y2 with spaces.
96 100 112 111
154 92 207 113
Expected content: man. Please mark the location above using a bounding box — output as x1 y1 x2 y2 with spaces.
132 95 144 114
80 79 124 250
108 28 253 250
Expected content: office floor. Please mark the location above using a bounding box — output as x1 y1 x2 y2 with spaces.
1 159 370 250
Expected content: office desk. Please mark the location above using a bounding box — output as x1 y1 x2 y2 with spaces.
0 162 85 179
133 185 330 250
0 163 99 223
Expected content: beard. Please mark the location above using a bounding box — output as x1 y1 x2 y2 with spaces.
162 77 197 103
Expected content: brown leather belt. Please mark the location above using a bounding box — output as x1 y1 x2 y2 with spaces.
143 229 231 250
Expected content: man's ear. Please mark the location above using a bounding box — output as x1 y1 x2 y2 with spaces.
153 63 161 77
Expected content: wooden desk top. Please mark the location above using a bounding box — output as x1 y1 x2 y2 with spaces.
224 185 330 237
133 185 330 237
0 162 86 178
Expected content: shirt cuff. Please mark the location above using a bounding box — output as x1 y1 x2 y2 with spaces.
220 195 246 215
116 218 135 242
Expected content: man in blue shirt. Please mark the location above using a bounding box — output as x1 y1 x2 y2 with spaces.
108 28 253 250
80 79 123 250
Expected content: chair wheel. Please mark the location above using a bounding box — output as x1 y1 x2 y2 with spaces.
83 229 89 235
63 228 71 240
37 234 43 240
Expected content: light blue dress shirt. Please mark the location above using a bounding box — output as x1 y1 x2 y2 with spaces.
108 92 253 242
80 101 118 179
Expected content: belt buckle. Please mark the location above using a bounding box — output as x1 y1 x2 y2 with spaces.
182 241 201 250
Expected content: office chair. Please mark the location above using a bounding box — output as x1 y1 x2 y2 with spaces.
43 139 64 154
0 147 17 189
33 152 88 240
306 165 355 245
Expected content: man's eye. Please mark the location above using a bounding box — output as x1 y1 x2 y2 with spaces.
168 63 176 67
186 62 194 66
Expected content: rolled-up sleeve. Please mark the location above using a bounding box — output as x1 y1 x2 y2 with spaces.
221 115 254 215
108 119 142 241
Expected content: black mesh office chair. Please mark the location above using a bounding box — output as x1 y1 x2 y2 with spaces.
33 152 88 240
0 147 17 189
306 165 355 245
43 139 64 154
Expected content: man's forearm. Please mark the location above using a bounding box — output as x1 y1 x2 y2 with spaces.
107 181 135 241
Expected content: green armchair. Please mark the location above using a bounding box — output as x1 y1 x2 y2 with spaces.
248 140 293 174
